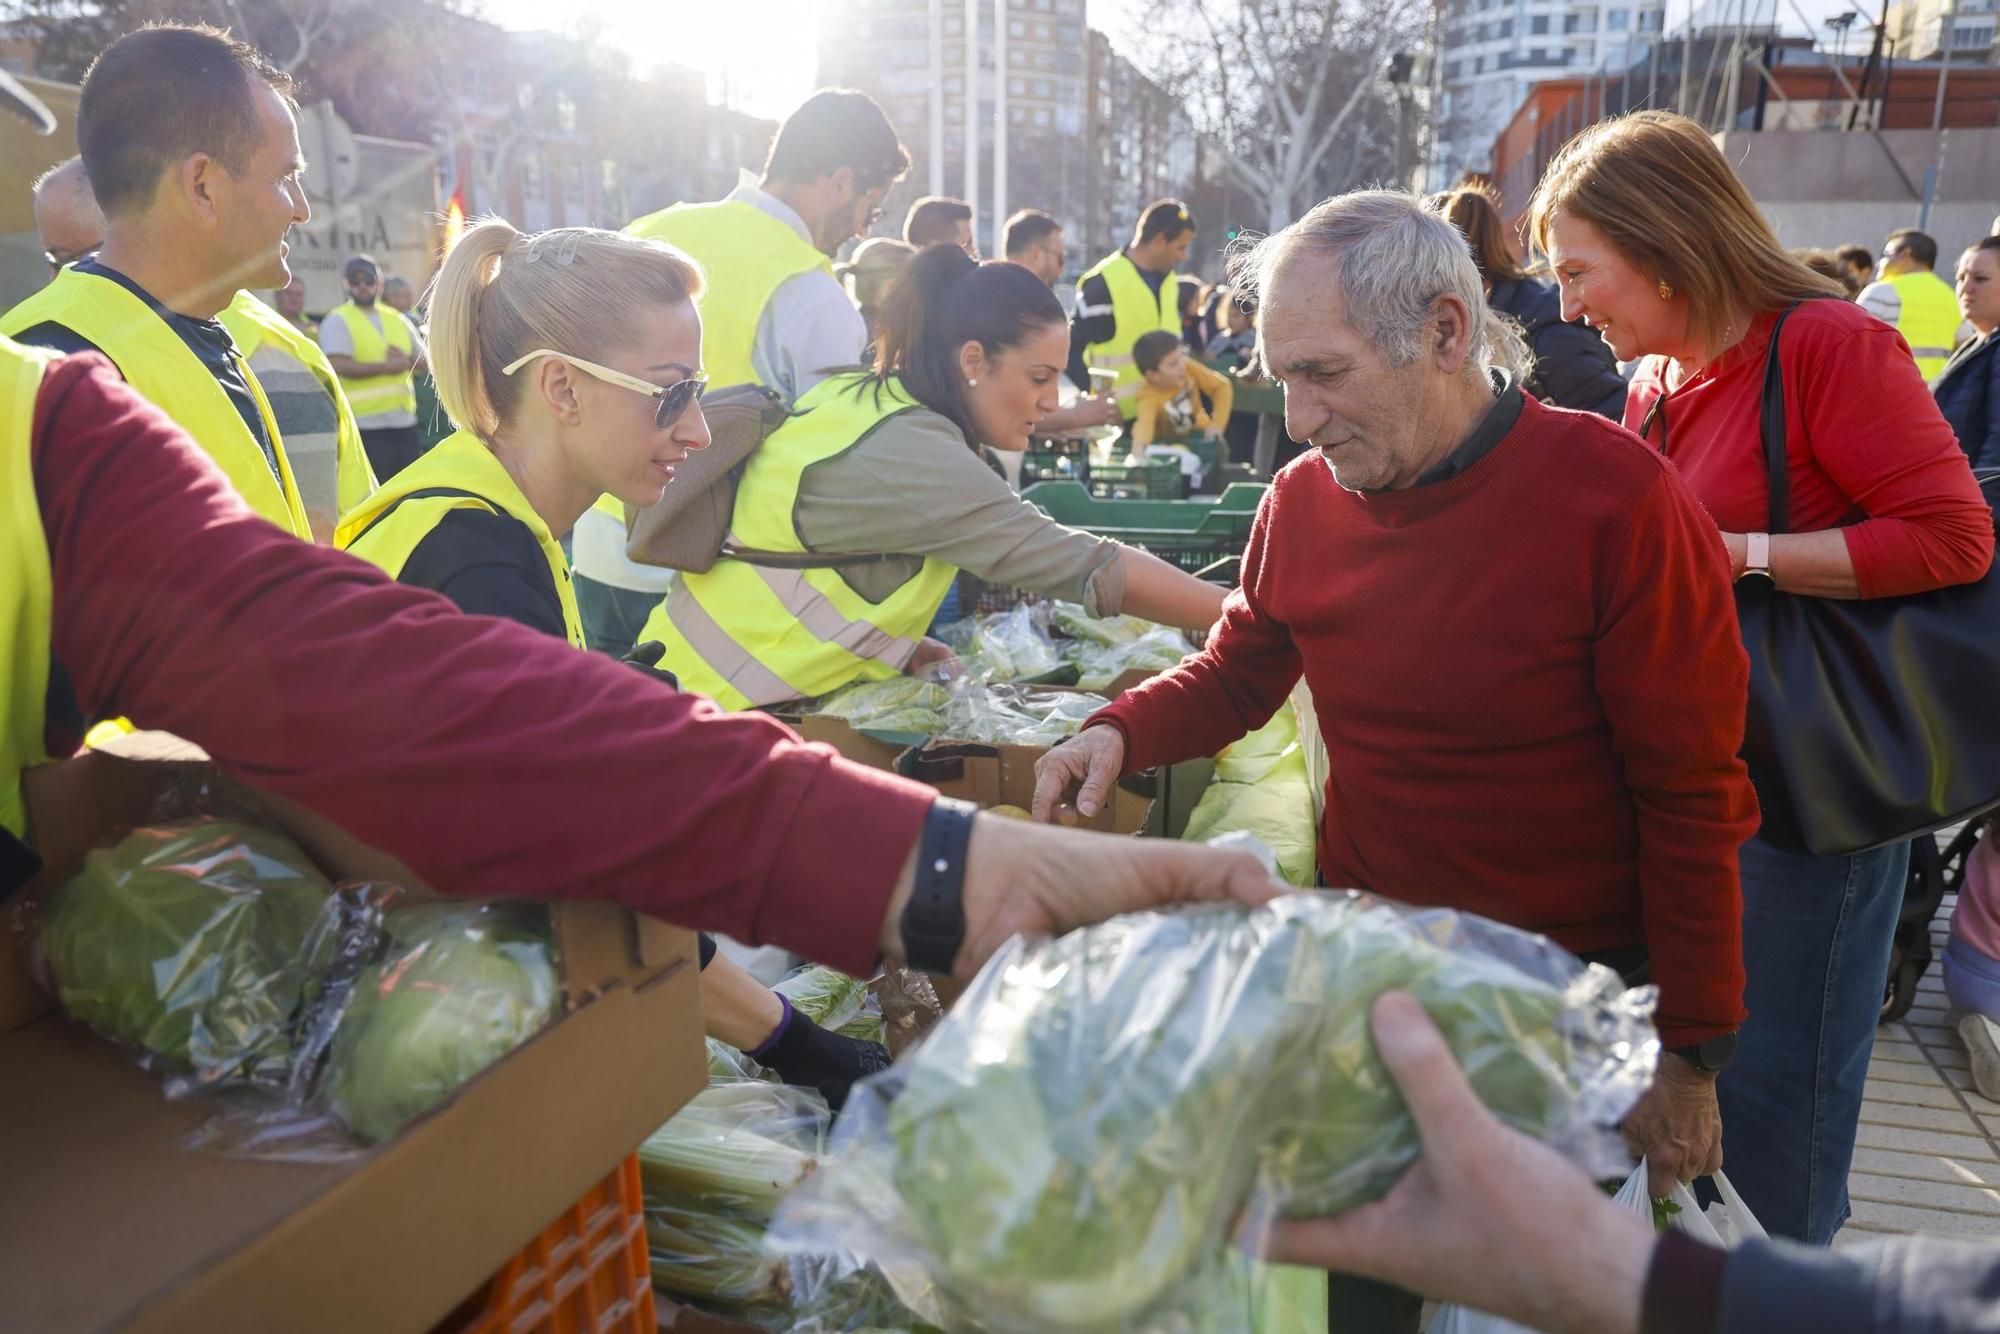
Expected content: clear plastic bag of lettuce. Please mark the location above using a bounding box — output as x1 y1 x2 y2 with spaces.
1064 624 1196 695
34 817 342 1093
941 683 1109 748
940 605 1064 684
313 900 558 1142
767 865 1657 1333
813 677 951 735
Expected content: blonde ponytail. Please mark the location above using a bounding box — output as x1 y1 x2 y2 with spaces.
426 217 520 438
422 215 706 440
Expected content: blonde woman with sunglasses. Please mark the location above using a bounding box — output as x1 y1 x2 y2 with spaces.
337 217 891 1107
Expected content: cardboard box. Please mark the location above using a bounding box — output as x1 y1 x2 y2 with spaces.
1 736 706 1334
894 740 1158 834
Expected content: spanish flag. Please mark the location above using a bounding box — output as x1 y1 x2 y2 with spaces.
442 189 467 258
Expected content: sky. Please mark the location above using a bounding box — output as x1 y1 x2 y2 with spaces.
473 0 1877 121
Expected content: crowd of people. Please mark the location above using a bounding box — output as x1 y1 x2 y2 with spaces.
6 17 2000 1334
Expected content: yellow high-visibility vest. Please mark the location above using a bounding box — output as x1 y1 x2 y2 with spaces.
334 428 585 649
1 267 311 536
325 300 418 419
1886 270 1964 381
0 336 54 841
593 199 835 527
1078 251 1182 419
221 291 377 516
635 373 957 710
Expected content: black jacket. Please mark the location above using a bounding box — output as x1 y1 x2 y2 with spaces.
1489 276 1627 421
1935 331 2000 471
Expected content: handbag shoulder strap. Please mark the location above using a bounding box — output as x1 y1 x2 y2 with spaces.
1760 302 1807 535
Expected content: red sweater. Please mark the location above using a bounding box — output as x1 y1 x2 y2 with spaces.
1095 394 1758 1043
1626 300 1992 598
33 354 933 976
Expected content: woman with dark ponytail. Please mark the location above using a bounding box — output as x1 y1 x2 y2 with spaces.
637 243 1226 710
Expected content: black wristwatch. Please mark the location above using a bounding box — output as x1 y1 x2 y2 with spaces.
1667 1032 1738 1074
899 799 978 974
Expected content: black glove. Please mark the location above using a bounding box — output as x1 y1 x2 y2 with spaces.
750 994 891 1112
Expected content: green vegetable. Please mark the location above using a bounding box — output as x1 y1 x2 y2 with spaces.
1182 741 1319 889
775 967 870 1030
639 1109 818 1216
779 893 1651 1332
40 819 333 1084
814 678 949 730
1049 604 1160 648
647 1204 790 1310
322 902 556 1142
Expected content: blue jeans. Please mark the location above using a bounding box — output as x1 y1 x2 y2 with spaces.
573 573 661 662
1717 834 1909 1244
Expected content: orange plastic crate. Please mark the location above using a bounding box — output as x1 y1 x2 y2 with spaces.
448 1154 656 1334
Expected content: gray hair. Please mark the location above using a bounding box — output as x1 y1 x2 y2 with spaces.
1229 189 1496 370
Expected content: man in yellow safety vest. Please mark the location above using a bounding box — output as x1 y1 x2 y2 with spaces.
1 23 316 538
28 154 373 541
1067 199 1198 422
569 89 910 660
1859 228 1973 382
320 253 427 481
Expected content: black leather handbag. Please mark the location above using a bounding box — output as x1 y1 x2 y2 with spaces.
1733 302 2000 855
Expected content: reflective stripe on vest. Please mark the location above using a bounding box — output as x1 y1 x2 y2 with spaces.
1079 252 1181 417
221 291 377 516
334 428 586 648
327 301 418 419
634 373 958 710
0 337 54 841
1886 271 1963 381
0 268 311 536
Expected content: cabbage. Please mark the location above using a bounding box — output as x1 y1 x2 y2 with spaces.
775 965 872 1033
770 893 1656 1332
39 819 333 1085
322 902 557 1142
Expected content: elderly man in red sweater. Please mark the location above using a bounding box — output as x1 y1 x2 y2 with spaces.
1035 189 1759 1334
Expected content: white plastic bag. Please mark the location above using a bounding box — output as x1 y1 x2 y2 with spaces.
1611 1159 1768 1246
1431 1161 1765 1334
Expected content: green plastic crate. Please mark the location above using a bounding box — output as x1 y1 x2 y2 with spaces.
1022 480 1266 579
1087 457 1187 500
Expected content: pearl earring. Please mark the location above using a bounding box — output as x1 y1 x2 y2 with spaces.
1658 280 1673 300
967 378 979 387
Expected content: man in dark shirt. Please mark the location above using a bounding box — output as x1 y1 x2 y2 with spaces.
1066 199 1197 396
16 258 282 483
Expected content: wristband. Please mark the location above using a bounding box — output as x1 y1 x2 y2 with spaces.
900 798 978 974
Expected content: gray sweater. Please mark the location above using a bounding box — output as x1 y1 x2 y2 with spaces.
1718 1234 2000 1333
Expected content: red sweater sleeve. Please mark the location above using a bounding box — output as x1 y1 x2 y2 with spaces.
1789 319 1993 598
1093 473 1305 772
1592 467 1758 1043
33 354 931 975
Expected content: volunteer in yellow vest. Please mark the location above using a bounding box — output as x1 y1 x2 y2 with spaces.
222 289 377 540
638 244 1229 711
27 154 373 542
1 25 314 538
333 217 891 1108
571 88 911 660
1859 228 1973 382
320 253 428 482
1068 198 1197 421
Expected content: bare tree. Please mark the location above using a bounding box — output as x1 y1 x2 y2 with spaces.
1136 0 1428 231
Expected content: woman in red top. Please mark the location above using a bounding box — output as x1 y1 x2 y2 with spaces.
1530 111 1993 1247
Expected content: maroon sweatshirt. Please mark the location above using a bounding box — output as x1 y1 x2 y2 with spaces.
1094 393 1759 1044
31 352 932 976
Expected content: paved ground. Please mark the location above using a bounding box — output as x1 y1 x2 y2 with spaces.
1850 889 2000 1246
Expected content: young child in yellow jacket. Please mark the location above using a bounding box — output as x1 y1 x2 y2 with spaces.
1127 329 1234 452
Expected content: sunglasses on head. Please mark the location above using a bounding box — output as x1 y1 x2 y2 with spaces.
501 349 707 429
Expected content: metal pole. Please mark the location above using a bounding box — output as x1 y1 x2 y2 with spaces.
963 0 979 235
993 0 1008 257
1676 0 1692 116
929 0 945 195
1931 0 1959 131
